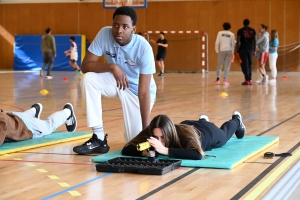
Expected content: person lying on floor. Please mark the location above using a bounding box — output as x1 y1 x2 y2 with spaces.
122 112 246 160
0 103 77 145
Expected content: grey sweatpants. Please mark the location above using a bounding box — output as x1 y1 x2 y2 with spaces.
216 50 232 80
12 109 68 138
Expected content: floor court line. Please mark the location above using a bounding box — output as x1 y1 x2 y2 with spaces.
18 152 98 156
230 142 300 200
41 172 112 200
0 159 94 166
136 168 200 200
257 112 300 136
242 114 260 122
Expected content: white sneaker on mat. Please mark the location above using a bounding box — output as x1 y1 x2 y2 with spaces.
199 115 209 122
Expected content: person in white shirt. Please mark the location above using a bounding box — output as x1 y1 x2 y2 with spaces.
72 6 156 155
215 22 235 85
64 36 81 74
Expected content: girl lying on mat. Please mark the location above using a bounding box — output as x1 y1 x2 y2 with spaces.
0 103 77 146
122 111 246 160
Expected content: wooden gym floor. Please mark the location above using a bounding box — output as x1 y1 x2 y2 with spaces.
0 70 299 200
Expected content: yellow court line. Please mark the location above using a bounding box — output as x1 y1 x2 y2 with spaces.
36 169 48 173
0 134 91 155
26 163 36 167
69 191 81 196
232 137 279 169
244 148 300 200
1 154 11 157
48 175 60 180
58 182 70 187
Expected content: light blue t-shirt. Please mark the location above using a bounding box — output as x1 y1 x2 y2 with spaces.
88 26 157 103
269 38 279 54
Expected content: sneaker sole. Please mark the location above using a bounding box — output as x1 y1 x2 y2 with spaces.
65 103 77 132
36 103 43 119
73 146 110 155
233 111 246 137
199 115 209 122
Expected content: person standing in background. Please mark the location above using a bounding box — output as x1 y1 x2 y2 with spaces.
237 19 256 85
256 24 269 85
64 36 81 75
214 22 235 85
150 32 168 76
268 30 279 83
40 27 56 79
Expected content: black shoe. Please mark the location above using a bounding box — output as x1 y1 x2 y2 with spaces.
232 111 246 139
73 134 110 155
158 72 164 76
63 103 77 132
31 103 43 119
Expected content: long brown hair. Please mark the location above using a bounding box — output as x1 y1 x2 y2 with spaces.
270 30 278 42
126 115 205 157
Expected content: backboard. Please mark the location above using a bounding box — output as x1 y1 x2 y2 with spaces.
103 0 147 9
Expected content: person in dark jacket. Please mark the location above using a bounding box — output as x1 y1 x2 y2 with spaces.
41 27 56 79
122 112 246 160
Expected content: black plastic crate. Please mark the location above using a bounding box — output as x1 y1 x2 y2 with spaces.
95 157 182 175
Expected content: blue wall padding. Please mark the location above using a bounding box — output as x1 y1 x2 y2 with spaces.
14 35 84 71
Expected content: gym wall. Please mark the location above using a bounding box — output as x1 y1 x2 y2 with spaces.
0 0 299 72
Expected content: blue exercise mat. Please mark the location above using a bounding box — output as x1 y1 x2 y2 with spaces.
92 136 279 169
0 132 91 155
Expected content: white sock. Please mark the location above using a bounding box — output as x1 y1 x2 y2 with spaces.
63 108 71 118
93 126 104 140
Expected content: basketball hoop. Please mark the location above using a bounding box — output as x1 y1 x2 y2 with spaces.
115 2 129 7
112 0 132 7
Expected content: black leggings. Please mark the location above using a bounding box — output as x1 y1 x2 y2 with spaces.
182 118 240 149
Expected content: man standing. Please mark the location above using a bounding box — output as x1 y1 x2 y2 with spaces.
214 22 235 85
73 6 157 155
41 27 56 79
237 19 256 85
150 32 168 76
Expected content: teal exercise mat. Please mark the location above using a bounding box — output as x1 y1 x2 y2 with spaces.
92 136 279 169
0 132 92 155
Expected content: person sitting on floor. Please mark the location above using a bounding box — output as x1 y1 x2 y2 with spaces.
0 103 77 145
122 111 246 160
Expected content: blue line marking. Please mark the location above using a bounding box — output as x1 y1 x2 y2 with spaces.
42 173 112 200
243 114 260 122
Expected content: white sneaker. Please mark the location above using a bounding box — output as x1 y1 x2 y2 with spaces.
258 75 268 85
232 111 246 139
268 79 276 83
46 76 53 79
265 75 269 84
199 115 209 122
256 79 263 83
